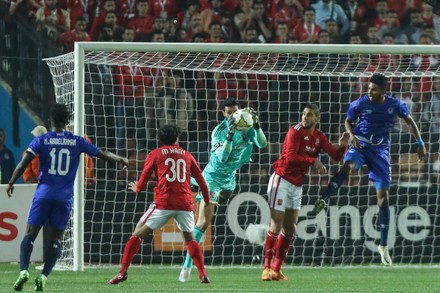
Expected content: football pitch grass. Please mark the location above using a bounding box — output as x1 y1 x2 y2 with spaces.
1 263 439 293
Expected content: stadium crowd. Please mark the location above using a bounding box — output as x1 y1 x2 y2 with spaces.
0 0 439 186
3 0 440 48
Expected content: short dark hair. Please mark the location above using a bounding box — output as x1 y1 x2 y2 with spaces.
51 103 70 126
370 73 387 89
158 124 181 146
305 103 320 116
222 98 240 109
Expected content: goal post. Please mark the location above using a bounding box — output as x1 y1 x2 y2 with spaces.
44 42 440 271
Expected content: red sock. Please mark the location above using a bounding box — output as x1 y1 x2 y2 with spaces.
186 240 207 277
271 232 294 272
264 230 279 269
120 236 141 273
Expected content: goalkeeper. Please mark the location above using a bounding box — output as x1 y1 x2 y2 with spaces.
179 98 267 282
311 73 427 266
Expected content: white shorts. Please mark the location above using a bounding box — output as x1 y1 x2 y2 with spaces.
267 173 303 211
139 202 195 232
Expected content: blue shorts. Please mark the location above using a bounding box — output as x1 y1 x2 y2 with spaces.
27 197 72 230
344 145 391 190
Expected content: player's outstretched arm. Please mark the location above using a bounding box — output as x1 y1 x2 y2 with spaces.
404 115 427 162
6 152 35 197
96 150 129 169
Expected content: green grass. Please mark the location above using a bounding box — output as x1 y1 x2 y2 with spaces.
1 263 439 293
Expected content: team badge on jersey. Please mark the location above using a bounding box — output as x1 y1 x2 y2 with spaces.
277 199 283 206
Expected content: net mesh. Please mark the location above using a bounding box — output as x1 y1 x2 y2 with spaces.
44 47 440 267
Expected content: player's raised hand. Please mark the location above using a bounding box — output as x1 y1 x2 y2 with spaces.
128 180 138 192
339 132 350 147
417 144 427 162
6 183 14 198
248 107 259 125
313 159 327 174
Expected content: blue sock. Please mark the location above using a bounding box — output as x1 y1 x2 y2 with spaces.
183 226 204 269
378 206 390 246
20 235 36 271
322 170 348 201
42 241 62 277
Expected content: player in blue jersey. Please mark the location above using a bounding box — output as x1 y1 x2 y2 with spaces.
6 103 128 292
310 73 426 265
179 98 267 282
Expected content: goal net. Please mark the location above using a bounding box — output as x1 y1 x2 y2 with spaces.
44 43 440 270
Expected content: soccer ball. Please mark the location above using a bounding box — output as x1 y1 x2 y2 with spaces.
232 108 254 131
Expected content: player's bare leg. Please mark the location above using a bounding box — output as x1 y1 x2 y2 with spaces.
108 222 151 284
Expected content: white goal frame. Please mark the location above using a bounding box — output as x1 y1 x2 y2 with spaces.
68 42 440 271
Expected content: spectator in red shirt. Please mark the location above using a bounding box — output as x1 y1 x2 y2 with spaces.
261 104 348 281
148 0 177 20
365 25 382 44
35 0 70 40
341 0 368 34
207 21 224 42
372 0 388 29
176 0 200 30
58 15 90 52
272 0 308 32
185 12 203 41
271 21 294 43
88 0 115 40
200 0 225 33
66 0 97 30
292 6 321 44
127 0 154 40
116 0 137 26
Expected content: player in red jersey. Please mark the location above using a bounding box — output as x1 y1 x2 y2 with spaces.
261 104 349 281
108 124 215 285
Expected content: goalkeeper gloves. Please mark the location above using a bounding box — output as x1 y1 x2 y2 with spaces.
226 115 237 141
248 107 260 130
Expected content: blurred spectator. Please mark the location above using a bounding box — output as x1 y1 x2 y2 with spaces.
185 12 203 40
219 10 240 42
421 24 439 43
191 32 206 42
22 125 47 184
365 25 382 44
207 21 224 42
0 128 16 184
316 29 330 44
127 0 154 41
272 21 293 43
405 8 426 44
349 32 363 44
88 0 115 40
35 0 70 40
9 0 42 19
387 0 423 21
372 0 388 29
324 18 342 43
234 0 253 33
66 0 97 30
272 0 308 32
242 26 258 42
241 0 272 42
292 6 321 44
341 0 368 34
58 15 90 52
177 0 200 30
312 0 349 38
116 0 138 26
378 10 409 44
411 33 439 71
96 23 114 41
148 0 177 20
164 18 178 41
200 0 224 33
421 1 434 25
213 55 245 110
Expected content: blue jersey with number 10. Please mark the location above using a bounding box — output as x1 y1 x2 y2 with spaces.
27 131 100 203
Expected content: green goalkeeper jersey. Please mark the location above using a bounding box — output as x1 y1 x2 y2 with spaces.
202 119 267 182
